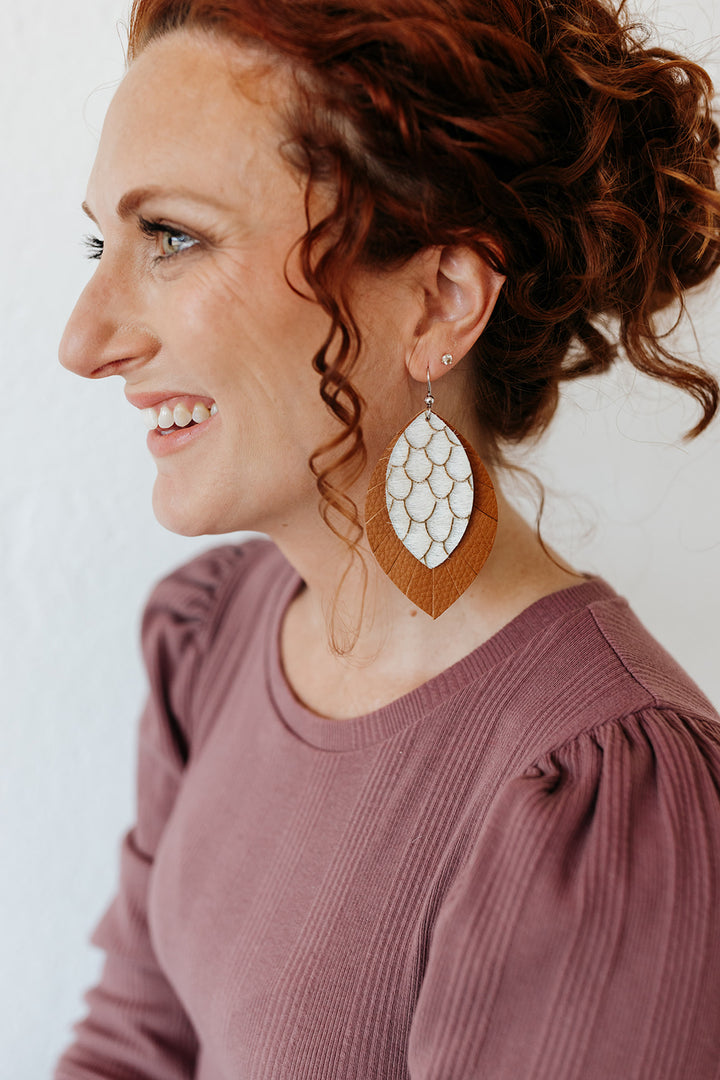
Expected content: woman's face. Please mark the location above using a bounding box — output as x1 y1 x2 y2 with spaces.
60 30 391 537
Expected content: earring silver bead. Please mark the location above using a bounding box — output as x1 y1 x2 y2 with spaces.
441 353 454 366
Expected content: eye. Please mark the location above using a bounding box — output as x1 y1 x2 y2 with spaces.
157 227 198 258
80 221 200 263
138 217 199 261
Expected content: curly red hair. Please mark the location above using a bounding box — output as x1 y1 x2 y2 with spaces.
127 0 720 642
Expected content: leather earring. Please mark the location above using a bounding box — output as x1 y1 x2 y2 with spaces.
364 359 498 618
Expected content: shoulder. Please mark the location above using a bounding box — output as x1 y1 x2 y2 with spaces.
586 588 716 718
526 588 720 845
495 582 720 765
139 536 292 752
483 588 720 900
141 535 286 647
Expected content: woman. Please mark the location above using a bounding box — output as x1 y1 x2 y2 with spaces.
54 0 720 1077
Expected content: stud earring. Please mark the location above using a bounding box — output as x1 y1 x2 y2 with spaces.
364 360 498 618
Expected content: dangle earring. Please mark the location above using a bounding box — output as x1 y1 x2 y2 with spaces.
364 356 498 618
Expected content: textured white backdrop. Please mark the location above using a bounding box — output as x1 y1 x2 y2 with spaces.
1 1 718 1075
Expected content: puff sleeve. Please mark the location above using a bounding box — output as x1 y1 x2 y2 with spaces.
53 544 247 1080
407 707 720 1080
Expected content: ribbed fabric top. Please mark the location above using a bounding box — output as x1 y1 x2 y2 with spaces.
54 537 720 1080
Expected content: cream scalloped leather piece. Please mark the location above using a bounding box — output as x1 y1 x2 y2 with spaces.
385 412 474 569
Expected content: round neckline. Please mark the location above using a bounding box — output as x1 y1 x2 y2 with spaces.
264 557 620 752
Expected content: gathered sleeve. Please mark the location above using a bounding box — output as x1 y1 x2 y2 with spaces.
53 544 247 1080
408 706 720 1080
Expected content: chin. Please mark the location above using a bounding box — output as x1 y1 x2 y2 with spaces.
151 478 260 538
152 485 221 537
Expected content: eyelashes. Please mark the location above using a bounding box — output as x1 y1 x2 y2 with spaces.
82 234 104 260
81 218 199 262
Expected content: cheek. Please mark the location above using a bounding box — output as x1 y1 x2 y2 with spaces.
171 248 319 358
157 255 333 440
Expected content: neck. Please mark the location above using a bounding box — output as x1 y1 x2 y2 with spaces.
266 480 586 676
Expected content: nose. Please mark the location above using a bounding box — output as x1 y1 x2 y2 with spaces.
59 262 159 379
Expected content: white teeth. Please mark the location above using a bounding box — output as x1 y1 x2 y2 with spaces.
173 404 192 428
157 405 175 429
140 400 217 431
192 403 211 424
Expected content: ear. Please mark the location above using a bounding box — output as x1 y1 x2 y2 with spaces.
407 243 506 383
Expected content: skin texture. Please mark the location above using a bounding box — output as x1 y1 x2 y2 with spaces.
60 28 584 720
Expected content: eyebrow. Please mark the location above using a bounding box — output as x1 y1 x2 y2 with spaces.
81 185 230 223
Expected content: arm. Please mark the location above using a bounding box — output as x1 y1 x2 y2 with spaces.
53 709 198 1079
408 707 720 1080
53 544 249 1079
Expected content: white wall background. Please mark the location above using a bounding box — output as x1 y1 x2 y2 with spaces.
1 1 718 1075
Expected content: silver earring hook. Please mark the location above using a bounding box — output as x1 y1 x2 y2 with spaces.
424 364 435 421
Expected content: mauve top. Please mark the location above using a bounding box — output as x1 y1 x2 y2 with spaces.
54 537 720 1080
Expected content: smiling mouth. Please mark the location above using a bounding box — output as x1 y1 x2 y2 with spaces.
143 400 218 433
